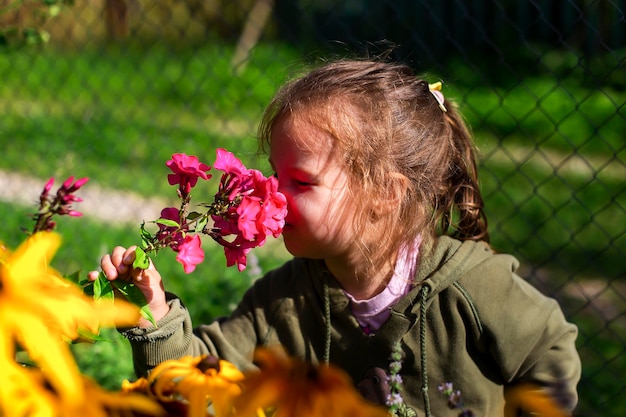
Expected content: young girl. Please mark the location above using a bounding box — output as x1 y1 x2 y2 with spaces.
90 59 581 416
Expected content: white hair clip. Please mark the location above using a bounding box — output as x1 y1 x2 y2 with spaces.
428 81 447 112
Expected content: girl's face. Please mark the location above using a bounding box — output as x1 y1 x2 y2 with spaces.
269 116 360 261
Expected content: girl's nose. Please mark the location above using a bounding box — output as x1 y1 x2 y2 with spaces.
276 183 293 208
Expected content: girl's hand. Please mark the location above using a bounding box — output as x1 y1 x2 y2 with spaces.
88 246 169 328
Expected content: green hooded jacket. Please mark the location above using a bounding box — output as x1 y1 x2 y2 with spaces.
123 236 581 416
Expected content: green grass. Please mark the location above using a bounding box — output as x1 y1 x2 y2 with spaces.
482 159 625 279
0 42 303 194
0 42 624 415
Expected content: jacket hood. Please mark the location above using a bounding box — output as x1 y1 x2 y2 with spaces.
418 236 500 292
393 235 510 314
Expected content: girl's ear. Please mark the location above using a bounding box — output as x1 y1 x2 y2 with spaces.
371 172 409 218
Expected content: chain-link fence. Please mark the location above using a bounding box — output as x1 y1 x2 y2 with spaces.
1 1 625 416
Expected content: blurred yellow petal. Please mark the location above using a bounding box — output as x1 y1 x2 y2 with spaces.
236 348 389 417
147 355 245 417
0 232 144 413
504 383 570 417
79 376 165 417
0 363 58 417
184 382 210 417
2 232 140 341
4 307 83 406
122 377 150 393
4 232 62 288
0 312 15 361
215 359 246 382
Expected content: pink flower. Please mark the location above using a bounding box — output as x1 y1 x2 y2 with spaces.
160 207 180 220
157 207 185 250
212 212 240 237
149 149 288 273
166 153 211 195
61 176 89 193
236 195 263 241
176 234 205 273
208 149 288 271
220 235 258 272
32 175 90 233
240 170 287 239
214 149 255 201
213 148 248 177
259 175 287 238
42 177 54 195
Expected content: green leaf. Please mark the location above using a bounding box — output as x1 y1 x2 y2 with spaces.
72 329 111 344
82 280 94 296
133 247 150 269
112 280 157 327
155 218 179 228
92 273 102 298
93 272 114 301
64 269 82 285
138 222 154 249
186 211 202 220
80 273 156 327
195 216 209 233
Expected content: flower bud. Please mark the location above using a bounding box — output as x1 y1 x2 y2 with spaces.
43 178 55 194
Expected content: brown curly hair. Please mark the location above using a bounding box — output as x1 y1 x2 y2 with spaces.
258 59 488 272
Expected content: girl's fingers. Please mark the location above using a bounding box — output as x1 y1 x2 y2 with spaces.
101 253 122 280
90 245 152 282
87 270 100 281
110 246 128 268
122 246 138 266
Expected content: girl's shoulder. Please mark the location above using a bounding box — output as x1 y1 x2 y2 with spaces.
246 257 324 296
418 236 519 292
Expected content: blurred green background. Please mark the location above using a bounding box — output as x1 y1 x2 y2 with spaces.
1 1 624 416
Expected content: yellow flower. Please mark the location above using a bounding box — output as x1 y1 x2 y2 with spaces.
0 361 57 417
146 354 245 417
235 348 391 417
74 375 165 417
0 363 165 417
504 383 570 417
0 232 142 411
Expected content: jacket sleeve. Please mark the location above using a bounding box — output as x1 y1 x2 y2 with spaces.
121 264 292 377
121 293 212 377
469 257 581 411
